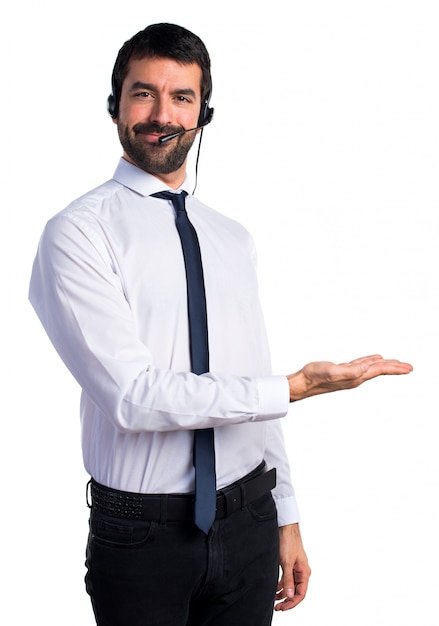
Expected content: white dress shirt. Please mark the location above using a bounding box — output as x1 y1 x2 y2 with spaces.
29 158 300 525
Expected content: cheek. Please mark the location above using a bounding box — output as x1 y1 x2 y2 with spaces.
117 101 144 125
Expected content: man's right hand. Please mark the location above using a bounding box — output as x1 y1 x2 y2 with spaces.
287 354 413 402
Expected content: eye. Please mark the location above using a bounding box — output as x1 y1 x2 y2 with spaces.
173 89 196 104
134 91 153 99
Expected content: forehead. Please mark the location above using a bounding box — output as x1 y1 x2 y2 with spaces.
123 57 203 95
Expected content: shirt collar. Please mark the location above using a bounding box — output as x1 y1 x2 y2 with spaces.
112 157 192 197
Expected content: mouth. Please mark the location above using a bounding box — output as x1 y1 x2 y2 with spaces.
137 132 163 145
133 124 183 146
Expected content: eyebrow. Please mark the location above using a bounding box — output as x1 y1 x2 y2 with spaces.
128 82 197 99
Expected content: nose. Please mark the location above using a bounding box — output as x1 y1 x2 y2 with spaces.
148 96 172 126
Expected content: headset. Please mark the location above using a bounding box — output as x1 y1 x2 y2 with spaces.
106 85 119 119
107 75 214 129
197 92 214 128
106 58 214 194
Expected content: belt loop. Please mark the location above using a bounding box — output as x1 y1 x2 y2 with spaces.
86 479 92 509
160 495 168 527
239 482 247 509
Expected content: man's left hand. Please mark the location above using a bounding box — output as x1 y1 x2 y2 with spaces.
275 523 311 611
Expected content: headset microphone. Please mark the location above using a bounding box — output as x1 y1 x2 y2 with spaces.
158 111 214 144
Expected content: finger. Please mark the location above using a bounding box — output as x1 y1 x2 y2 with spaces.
275 575 309 611
274 587 306 611
347 355 413 373
275 598 296 611
280 575 295 601
274 598 298 611
348 354 383 365
274 585 293 611
275 576 294 602
336 357 412 381
362 358 414 377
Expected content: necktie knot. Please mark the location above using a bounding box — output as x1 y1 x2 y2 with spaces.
151 190 188 214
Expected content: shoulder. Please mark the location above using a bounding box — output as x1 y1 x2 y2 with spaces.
42 179 125 238
57 179 123 220
188 196 253 240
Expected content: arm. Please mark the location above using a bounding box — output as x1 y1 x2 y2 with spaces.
29 213 288 433
264 423 311 611
30 212 412 434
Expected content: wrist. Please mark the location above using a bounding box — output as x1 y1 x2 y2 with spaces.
287 370 307 402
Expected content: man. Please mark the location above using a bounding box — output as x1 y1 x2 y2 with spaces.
29 23 412 626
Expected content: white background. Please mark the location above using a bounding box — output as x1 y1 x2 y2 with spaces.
1 1 438 624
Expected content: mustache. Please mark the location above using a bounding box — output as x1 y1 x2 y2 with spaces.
133 122 185 136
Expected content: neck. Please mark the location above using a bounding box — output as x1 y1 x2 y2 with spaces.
153 171 186 190
122 153 187 190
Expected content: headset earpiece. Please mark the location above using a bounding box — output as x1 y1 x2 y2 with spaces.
198 88 214 127
198 102 214 127
107 92 117 118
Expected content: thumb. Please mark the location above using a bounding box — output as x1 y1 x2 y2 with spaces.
281 572 295 599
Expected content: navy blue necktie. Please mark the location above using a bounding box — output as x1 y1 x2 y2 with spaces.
151 191 216 534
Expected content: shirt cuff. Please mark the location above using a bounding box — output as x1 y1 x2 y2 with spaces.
273 494 301 526
257 375 290 420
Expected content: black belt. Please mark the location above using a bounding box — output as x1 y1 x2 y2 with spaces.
88 462 276 523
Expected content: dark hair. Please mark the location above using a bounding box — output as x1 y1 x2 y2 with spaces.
108 23 212 118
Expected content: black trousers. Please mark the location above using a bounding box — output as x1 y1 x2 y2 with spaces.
85 492 279 625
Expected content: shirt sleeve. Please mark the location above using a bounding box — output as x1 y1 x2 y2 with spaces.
29 212 290 434
265 418 301 526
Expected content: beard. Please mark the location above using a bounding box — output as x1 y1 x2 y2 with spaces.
117 121 197 175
